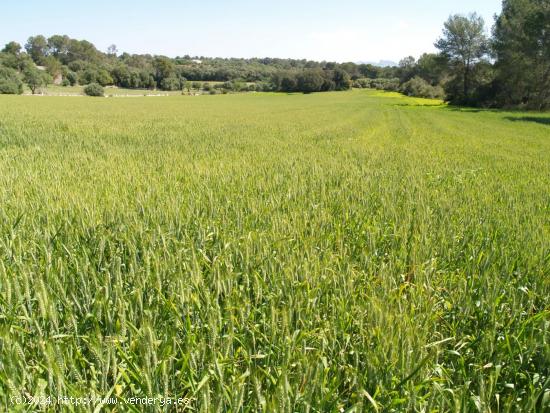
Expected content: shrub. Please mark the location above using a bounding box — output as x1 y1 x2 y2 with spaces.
0 66 23 94
353 78 372 89
400 76 445 99
232 81 246 92
83 83 104 96
371 78 400 92
65 71 78 86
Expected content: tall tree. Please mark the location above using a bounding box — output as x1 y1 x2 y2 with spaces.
25 35 49 64
435 13 488 101
416 53 449 86
2 41 22 55
398 56 417 83
48 35 70 61
107 44 118 56
23 66 49 94
492 0 550 109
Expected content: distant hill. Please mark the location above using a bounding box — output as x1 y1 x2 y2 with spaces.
357 60 397 67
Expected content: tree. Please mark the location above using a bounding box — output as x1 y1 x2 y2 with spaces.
297 69 325 93
435 13 488 102
0 66 24 94
492 0 550 109
43 55 62 77
161 76 182 91
280 72 298 92
416 53 449 86
398 56 417 82
25 35 49 64
153 56 175 87
332 68 352 90
107 44 118 56
66 39 101 64
47 35 70 61
23 66 49 94
2 41 22 55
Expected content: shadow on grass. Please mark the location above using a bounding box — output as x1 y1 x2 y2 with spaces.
443 105 500 113
504 116 550 126
393 103 446 108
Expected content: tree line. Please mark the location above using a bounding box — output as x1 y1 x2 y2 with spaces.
0 0 548 108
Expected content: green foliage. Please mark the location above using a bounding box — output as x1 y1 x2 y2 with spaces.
47 34 70 58
332 68 352 90
65 70 78 86
1 18 547 107
79 67 113 86
435 13 489 103
371 77 401 91
398 56 417 82
42 55 62 77
24 35 48 64
0 90 548 411
0 66 23 94
83 82 104 96
296 69 325 93
23 66 50 94
492 0 550 109
2 41 22 55
400 76 445 99
416 53 449 86
153 56 176 88
160 75 182 91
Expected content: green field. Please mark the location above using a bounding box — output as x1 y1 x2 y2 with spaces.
0 90 549 411
22 83 228 97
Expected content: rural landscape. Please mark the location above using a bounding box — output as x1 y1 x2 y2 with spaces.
0 0 549 412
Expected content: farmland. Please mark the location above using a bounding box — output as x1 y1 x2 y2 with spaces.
0 90 549 411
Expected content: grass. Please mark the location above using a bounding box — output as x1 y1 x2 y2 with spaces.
0 90 549 412
23 82 228 96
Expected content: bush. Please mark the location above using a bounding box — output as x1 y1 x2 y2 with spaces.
371 78 400 92
65 71 78 86
0 66 23 94
83 83 104 96
353 78 372 89
400 76 445 99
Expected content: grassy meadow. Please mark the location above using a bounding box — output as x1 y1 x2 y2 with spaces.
22 83 227 97
0 90 549 412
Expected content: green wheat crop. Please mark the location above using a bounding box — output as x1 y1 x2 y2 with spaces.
0 90 549 412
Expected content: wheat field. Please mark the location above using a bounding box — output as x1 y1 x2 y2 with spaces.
0 90 549 411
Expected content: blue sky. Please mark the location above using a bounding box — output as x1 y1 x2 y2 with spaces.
2 0 502 62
